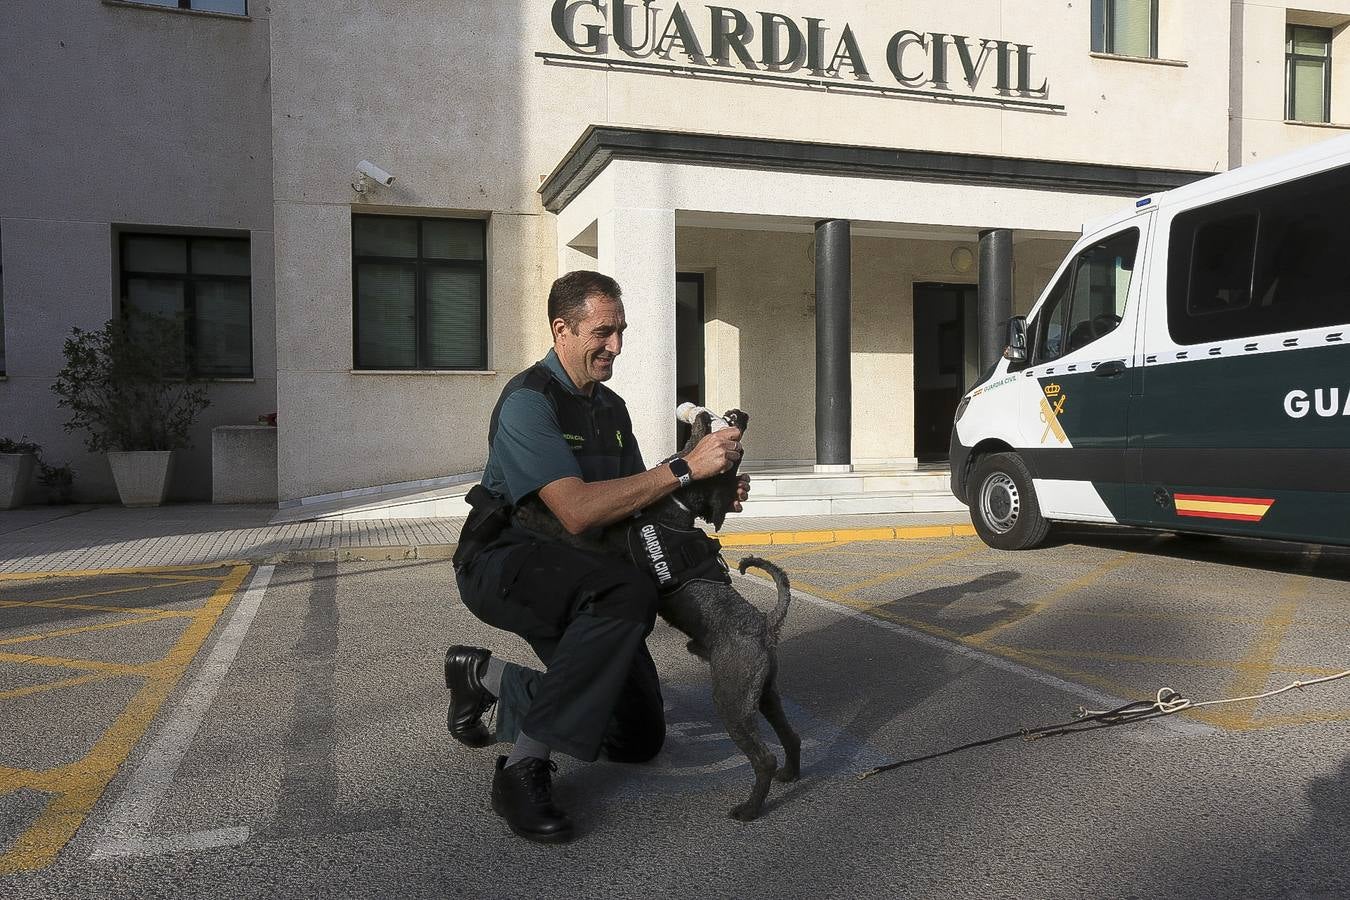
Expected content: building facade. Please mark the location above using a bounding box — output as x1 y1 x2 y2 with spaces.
3 0 1349 505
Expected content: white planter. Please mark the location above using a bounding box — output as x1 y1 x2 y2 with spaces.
107 450 176 508
0 453 37 510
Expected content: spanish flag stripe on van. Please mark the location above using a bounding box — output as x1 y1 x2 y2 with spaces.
1174 493 1275 522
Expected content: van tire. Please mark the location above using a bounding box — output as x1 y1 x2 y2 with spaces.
969 452 1051 550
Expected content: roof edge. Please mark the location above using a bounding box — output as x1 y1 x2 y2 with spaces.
538 126 1211 214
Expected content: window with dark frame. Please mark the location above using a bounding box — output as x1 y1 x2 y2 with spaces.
130 0 248 14
1286 25 1332 123
1030 229 1139 364
352 215 487 371
1091 0 1159 58
1167 164 1350 344
120 233 253 378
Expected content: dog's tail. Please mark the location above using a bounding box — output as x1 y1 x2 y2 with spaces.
737 556 792 644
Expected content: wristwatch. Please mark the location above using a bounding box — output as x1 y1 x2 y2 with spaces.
668 457 693 487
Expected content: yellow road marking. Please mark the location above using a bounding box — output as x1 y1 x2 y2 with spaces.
826 546 971 559
833 528 900 542
843 593 1281 626
0 562 245 582
0 765 71 793
0 612 182 647
0 579 208 610
788 539 1345 736
963 545 1152 645
0 598 198 618
832 544 986 595
717 524 976 548
1207 549 1320 730
1012 645 1343 678
1216 598 1300 720
900 524 978 540
791 576 1187 718
1245 708 1350 729
773 529 837 545
0 564 251 874
758 540 858 561
103 572 226 583
0 651 151 675
0 672 123 702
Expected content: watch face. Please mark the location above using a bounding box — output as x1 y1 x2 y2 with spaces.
670 458 691 479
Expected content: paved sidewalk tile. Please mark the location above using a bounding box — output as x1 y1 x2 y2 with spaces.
0 504 973 573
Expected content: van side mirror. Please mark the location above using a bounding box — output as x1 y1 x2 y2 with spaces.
1003 316 1028 367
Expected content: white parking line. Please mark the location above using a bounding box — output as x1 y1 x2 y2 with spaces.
733 573 1213 737
89 565 274 860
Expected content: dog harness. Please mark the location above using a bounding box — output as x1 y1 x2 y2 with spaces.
623 514 731 594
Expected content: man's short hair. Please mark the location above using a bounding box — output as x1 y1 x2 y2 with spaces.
548 271 622 333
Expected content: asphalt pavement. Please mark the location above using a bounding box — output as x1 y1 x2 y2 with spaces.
2 526 1348 899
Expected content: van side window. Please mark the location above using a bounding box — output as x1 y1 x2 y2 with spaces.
1168 164 1350 343
1187 213 1257 315
1030 228 1139 365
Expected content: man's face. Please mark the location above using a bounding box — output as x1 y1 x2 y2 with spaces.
555 295 626 390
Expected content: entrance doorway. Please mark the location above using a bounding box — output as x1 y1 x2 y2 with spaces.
675 273 705 445
913 282 977 461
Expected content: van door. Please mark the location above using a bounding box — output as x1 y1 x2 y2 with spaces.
1016 224 1146 523
1132 163 1350 543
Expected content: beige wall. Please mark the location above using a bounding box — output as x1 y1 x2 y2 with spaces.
531 0 1231 171
0 1 275 501
1233 1 1350 164
272 204 556 497
11 1 1350 503
675 227 1073 466
268 0 1256 498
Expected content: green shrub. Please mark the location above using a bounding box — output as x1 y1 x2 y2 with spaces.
51 313 210 452
0 436 41 454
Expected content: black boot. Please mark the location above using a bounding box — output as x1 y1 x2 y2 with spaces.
491 756 574 843
444 645 495 747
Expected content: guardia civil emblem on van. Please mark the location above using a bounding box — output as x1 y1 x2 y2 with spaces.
1039 383 1067 444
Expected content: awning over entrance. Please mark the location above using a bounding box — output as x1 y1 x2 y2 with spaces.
541 126 1206 465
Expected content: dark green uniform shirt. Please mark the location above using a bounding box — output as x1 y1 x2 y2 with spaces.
482 349 645 504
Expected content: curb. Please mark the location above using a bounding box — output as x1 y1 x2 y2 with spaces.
246 545 459 565
238 522 977 565
718 522 977 547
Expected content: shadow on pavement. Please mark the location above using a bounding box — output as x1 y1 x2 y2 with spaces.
1045 526 1350 582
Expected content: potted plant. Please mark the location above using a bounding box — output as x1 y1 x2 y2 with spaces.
0 436 41 510
51 313 210 507
37 461 75 505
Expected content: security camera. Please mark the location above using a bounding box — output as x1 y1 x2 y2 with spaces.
352 160 395 193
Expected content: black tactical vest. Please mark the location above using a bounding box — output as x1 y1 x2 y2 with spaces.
488 363 636 492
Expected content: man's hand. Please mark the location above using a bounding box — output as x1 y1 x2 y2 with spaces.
729 473 751 513
684 427 743 480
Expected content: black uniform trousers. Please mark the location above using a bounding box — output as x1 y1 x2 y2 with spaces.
455 528 666 763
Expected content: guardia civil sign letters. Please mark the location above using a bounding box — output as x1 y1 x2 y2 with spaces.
547 1 1051 105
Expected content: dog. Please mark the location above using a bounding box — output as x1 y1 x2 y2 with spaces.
513 409 801 821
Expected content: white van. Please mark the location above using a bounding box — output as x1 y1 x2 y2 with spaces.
951 133 1350 550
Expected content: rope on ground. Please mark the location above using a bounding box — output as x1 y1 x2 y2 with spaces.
857 668 1350 781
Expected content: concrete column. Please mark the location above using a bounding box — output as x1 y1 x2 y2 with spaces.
978 228 1014 372
814 219 852 472
598 207 678 463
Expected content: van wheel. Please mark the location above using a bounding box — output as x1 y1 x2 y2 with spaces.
969 452 1050 550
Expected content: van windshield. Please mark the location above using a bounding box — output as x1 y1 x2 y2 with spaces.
1031 228 1138 365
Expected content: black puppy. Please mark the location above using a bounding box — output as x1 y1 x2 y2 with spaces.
513 409 801 820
